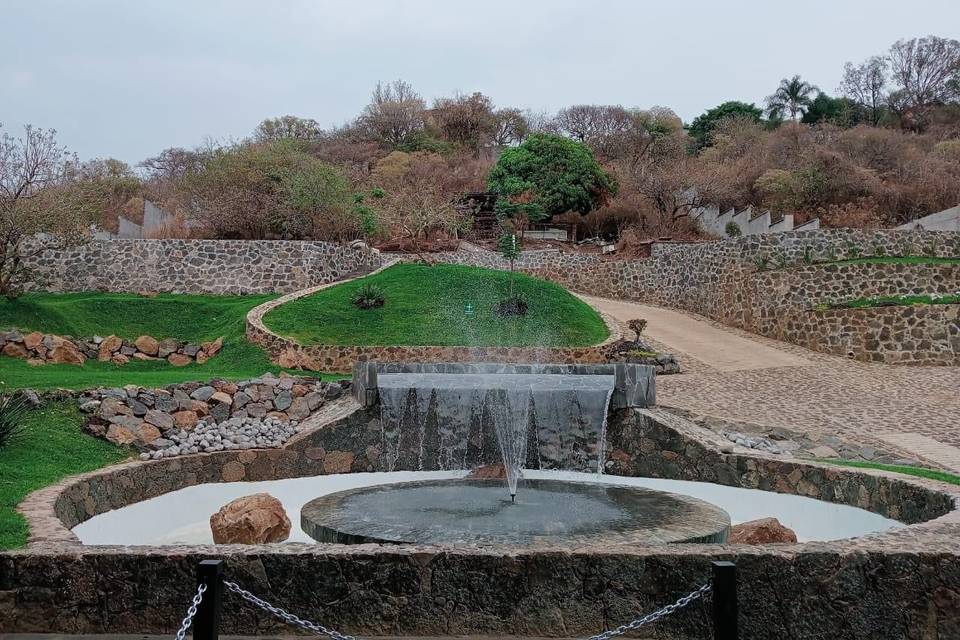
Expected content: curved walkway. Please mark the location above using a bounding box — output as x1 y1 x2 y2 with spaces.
584 295 960 472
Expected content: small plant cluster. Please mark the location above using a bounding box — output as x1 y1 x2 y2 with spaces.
352 283 386 309
627 318 647 340
724 221 742 238
0 393 31 450
494 296 529 317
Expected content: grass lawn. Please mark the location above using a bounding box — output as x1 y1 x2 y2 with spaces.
817 458 960 486
823 256 960 267
264 263 609 347
0 293 284 390
824 293 960 310
0 401 128 549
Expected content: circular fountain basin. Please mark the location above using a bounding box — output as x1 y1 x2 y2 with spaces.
300 478 731 546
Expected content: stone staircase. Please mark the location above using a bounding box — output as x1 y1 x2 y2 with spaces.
691 204 820 237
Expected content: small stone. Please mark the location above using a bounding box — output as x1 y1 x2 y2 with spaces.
808 445 839 458
110 353 130 366
274 390 293 411
191 386 216 401
209 391 233 405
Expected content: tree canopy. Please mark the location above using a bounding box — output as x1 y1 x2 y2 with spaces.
487 134 617 221
687 101 763 149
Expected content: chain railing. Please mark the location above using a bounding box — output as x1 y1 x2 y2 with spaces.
175 559 738 640
173 582 206 640
586 582 712 640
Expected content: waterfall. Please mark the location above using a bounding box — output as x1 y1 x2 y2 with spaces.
376 371 616 495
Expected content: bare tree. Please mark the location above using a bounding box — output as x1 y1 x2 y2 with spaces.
0 125 90 297
430 92 497 152
491 108 530 146
888 36 960 125
359 80 426 147
839 56 888 125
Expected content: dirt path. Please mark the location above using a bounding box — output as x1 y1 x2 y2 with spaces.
580 295 960 472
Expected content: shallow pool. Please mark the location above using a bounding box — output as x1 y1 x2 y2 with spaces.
73 470 901 545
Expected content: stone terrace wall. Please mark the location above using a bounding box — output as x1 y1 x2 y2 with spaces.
23 239 382 294
429 230 960 364
782 304 960 365
4 405 958 638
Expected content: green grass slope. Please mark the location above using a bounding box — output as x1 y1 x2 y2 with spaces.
0 402 127 549
0 293 280 389
264 263 609 348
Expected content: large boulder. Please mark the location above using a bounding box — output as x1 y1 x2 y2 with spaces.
98 335 123 361
728 517 797 544
134 335 160 356
2 342 29 359
467 463 507 479
49 342 86 366
209 493 291 544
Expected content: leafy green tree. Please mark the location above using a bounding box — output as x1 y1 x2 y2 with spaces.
801 93 858 126
687 101 763 150
487 133 617 222
765 75 820 120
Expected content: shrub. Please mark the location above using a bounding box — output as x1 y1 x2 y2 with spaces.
495 296 528 317
352 283 385 309
627 318 647 340
0 393 31 450
724 221 742 237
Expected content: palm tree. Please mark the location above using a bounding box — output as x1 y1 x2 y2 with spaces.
765 75 820 120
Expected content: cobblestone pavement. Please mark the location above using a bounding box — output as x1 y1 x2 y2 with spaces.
586 296 960 471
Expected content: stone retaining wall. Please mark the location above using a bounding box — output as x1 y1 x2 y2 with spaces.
781 304 960 365
429 231 960 365
22 238 382 294
3 403 958 638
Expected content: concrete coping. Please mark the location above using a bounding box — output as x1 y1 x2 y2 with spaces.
350 361 655 410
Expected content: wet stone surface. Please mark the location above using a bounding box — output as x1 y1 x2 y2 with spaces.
300 478 731 546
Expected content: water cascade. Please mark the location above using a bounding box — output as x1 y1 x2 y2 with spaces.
377 371 617 497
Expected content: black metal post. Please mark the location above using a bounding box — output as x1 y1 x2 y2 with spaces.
194 559 224 640
712 561 738 640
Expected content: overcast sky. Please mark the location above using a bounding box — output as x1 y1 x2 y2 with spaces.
3 0 958 165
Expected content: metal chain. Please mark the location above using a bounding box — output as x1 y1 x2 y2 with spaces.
586 582 712 640
174 582 207 640
223 580 357 640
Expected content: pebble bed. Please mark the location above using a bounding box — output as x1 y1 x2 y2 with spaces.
139 415 303 460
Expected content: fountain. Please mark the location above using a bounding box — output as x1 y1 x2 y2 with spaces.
299 361 730 546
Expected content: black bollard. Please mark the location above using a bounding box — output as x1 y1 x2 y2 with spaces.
194 559 224 640
711 561 738 640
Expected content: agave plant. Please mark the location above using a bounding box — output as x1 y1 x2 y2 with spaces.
352 283 386 310
0 392 31 450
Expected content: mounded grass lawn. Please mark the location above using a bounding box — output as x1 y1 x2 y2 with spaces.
817 458 960 486
0 401 128 549
825 293 960 310
0 293 283 390
264 263 610 347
